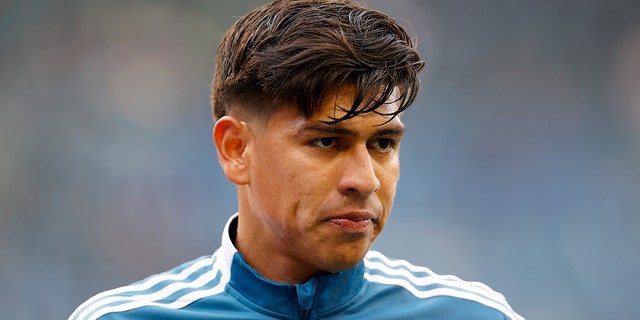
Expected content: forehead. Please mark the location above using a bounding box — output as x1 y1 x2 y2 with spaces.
263 86 405 135
318 86 401 120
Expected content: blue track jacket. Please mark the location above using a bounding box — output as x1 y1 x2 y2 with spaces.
70 214 524 319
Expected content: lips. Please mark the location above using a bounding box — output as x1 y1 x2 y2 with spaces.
324 211 377 233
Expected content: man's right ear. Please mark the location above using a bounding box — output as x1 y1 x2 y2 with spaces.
213 116 251 185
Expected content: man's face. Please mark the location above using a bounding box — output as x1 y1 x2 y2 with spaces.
240 87 405 281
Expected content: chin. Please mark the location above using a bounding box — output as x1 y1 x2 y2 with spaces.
322 249 369 273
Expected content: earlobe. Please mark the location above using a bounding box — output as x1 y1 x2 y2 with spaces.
213 116 251 185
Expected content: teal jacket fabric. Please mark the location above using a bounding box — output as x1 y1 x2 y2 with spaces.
70 214 524 320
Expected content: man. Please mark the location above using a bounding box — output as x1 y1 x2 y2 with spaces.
70 0 524 319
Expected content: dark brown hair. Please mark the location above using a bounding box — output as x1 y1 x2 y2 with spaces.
211 0 424 122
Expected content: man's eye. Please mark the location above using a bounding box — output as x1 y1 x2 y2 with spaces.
372 138 394 151
313 137 337 148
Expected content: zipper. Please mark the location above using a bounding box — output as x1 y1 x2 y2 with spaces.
298 307 311 320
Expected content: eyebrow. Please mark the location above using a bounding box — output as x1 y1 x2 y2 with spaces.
299 122 406 137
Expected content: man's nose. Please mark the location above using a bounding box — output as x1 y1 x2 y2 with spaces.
337 146 380 196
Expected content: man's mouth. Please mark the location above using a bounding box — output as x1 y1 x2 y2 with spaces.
325 212 376 233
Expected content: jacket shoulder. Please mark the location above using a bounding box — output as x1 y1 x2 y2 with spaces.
68 254 228 320
362 251 524 320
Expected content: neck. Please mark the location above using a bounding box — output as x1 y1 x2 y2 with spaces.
235 215 322 284
235 189 321 284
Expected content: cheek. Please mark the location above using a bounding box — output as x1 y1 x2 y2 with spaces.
253 146 315 205
379 159 400 194
250 144 292 207
375 159 400 229
285 160 330 205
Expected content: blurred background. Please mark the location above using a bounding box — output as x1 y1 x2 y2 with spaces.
2 0 639 319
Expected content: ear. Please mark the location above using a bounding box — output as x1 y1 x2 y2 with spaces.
213 116 251 185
